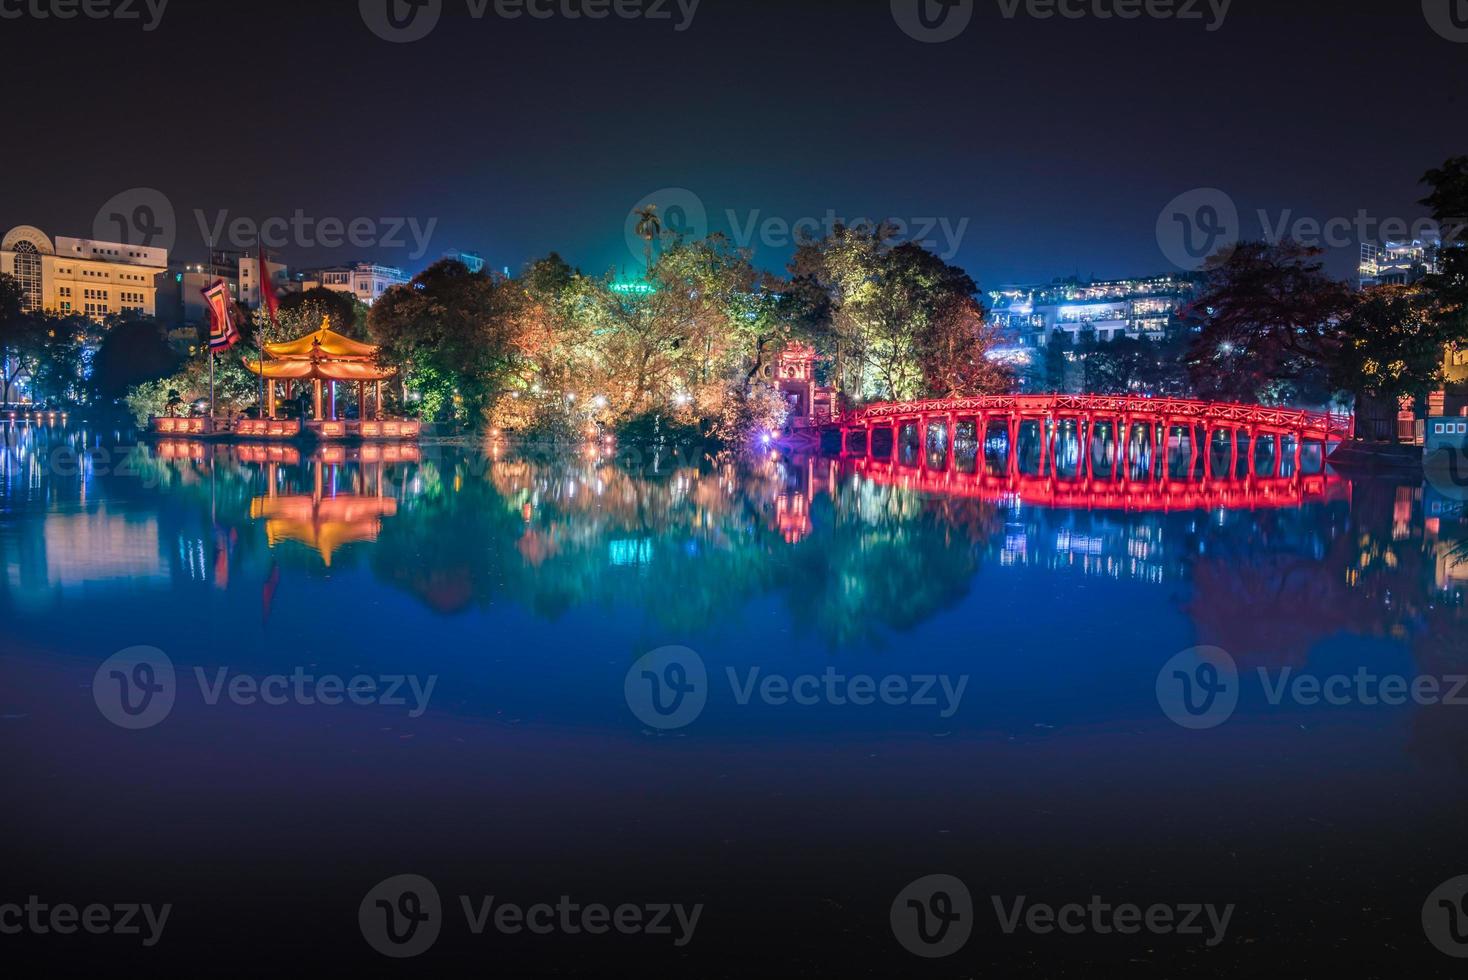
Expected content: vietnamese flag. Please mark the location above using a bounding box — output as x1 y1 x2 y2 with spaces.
258 247 280 327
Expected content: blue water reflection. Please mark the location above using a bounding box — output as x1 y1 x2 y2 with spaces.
2 424 1467 972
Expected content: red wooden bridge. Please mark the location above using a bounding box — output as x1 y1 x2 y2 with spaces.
813 394 1354 484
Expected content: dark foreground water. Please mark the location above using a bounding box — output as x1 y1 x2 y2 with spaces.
2 425 1467 976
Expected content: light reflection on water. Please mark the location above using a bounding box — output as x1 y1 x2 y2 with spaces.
4 424 1468 971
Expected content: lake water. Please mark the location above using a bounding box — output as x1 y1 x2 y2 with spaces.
3 424 1466 975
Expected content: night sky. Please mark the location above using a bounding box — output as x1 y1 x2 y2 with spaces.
3 0 1464 286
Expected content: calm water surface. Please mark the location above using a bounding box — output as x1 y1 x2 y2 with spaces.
2 425 1466 975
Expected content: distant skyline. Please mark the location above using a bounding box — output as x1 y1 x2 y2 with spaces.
2 1 1463 288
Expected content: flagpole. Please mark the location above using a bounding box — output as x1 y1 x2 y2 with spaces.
256 248 266 415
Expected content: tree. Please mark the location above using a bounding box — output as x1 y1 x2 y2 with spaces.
1080 333 1154 394
91 316 181 403
369 259 518 428
1329 286 1445 440
1184 241 1355 405
0 274 37 401
791 224 992 401
1420 157 1468 390
634 206 661 276
28 314 90 405
918 295 1014 397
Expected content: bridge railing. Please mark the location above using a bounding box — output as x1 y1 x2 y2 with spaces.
813 395 1354 440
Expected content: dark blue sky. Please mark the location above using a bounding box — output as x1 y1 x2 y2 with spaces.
3 0 1464 287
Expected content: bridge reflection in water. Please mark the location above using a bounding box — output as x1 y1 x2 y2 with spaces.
818 395 1354 494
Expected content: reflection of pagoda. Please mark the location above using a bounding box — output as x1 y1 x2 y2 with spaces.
774 343 838 427
249 464 397 566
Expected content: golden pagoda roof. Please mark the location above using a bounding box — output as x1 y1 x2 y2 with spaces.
245 359 397 381
262 317 382 361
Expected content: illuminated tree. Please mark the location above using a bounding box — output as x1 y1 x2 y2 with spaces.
1329 285 1444 437
369 259 519 428
791 225 991 401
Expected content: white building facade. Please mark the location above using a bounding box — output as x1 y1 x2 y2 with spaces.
1 224 168 319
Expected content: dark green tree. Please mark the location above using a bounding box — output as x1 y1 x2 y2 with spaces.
91 316 181 403
1184 241 1355 405
369 259 518 428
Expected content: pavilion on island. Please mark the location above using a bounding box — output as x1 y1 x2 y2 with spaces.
239 317 419 440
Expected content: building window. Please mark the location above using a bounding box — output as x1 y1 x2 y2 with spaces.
12 240 42 310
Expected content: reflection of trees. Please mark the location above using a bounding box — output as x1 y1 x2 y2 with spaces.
358 452 1005 644
781 483 998 646
126 445 1468 662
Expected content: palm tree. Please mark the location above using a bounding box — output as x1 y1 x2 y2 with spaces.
634 205 661 276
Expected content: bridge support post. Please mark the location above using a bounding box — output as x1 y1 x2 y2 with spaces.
1119 417 1131 481
1009 416 1021 476
1228 426 1239 477
946 414 957 473
1040 415 1052 478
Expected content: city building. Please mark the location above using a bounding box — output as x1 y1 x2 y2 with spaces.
442 249 486 274
239 251 291 309
987 274 1200 349
1 224 167 320
1358 237 1441 289
295 262 408 305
